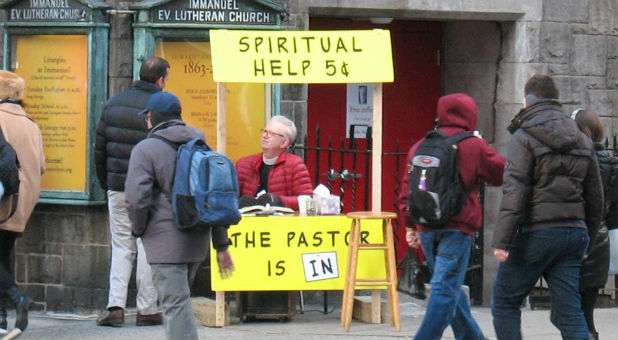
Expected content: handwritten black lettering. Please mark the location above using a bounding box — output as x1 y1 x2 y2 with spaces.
255 37 263 52
336 37 348 52
253 59 265 76
301 36 314 53
320 37 331 53
302 60 310 75
352 37 362 52
270 60 282 76
327 231 339 246
312 231 323 246
260 232 271 247
277 37 288 53
238 36 249 52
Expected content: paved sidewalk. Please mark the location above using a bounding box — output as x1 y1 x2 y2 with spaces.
3 298 618 340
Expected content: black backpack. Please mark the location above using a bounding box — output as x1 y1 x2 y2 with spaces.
0 126 19 222
408 130 474 228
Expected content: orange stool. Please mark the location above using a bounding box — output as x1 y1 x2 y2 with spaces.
341 211 401 331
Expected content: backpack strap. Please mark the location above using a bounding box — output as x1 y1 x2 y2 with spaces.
183 138 210 151
446 131 475 145
149 134 179 151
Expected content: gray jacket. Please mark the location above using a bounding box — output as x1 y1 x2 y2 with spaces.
492 99 603 250
125 120 229 264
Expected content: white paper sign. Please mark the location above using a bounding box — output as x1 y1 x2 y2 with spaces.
301 252 339 282
346 83 374 138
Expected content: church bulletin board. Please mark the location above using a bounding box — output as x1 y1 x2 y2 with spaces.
13 35 88 192
155 40 264 162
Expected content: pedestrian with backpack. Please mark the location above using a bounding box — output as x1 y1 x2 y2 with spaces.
125 91 234 340
0 70 45 335
491 75 603 340
397 93 505 340
570 108 617 340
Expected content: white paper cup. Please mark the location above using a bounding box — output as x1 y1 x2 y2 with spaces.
298 195 310 215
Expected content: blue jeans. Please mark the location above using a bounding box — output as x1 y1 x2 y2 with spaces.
492 228 589 340
413 230 485 340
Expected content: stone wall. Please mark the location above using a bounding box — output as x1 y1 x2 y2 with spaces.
16 204 113 312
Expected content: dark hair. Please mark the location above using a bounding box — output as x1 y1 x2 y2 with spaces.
574 109 604 143
139 57 170 84
524 74 559 99
150 110 181 127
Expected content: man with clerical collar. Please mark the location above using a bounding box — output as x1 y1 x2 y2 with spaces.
235 115 313 210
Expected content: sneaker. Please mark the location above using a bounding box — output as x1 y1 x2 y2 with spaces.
96 307 124 326
136 312 163 326
14 295 32 331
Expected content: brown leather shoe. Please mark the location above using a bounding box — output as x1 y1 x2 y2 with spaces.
136 312 162 326
96 308 124 326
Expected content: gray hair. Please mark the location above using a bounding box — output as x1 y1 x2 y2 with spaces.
269 115 297 144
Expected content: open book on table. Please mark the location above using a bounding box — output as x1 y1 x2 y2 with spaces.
239 204 295 215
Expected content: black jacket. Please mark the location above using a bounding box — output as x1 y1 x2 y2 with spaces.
580 145 618 289
94 81 161 191
492 99 603 250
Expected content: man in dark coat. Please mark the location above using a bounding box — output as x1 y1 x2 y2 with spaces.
491 75 604 340
94 57 169 326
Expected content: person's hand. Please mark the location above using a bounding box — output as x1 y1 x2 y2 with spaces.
493 248 509 262
405 229 421 249
217 249 235 279
239 195 258 208
256 193 284 207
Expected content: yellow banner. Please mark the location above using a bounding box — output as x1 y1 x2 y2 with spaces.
14 35 88 191
155 40 264 161
211 215 387 291
210 30 394 84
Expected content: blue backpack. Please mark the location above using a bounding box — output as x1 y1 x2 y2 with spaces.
153 136 241 229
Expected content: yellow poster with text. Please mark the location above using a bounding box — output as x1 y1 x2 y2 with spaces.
14 35 88 191
210 30 394 83
155 41 264 162
211 216 387 291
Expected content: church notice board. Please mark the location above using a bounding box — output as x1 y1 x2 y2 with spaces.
210 215 387 291
14 35 88 192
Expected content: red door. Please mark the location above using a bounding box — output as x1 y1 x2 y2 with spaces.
306 18 442 259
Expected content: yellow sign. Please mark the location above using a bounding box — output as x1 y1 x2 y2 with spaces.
14 35 88 191
155 40 264 161
210 30 394 84
211 216 387 291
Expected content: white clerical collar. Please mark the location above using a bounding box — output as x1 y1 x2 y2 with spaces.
263 155 278 165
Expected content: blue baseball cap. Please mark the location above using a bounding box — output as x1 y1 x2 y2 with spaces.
138 91 182 116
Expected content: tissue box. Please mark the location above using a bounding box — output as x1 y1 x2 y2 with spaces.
314 195 341 215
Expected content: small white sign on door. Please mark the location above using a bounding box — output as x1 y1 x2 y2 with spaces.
301 252 339 282
346 83 374 138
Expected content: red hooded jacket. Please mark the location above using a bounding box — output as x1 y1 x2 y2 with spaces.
397 93 506 235
236 152 313 210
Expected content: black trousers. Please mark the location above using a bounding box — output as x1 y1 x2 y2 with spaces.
0 230 19 303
